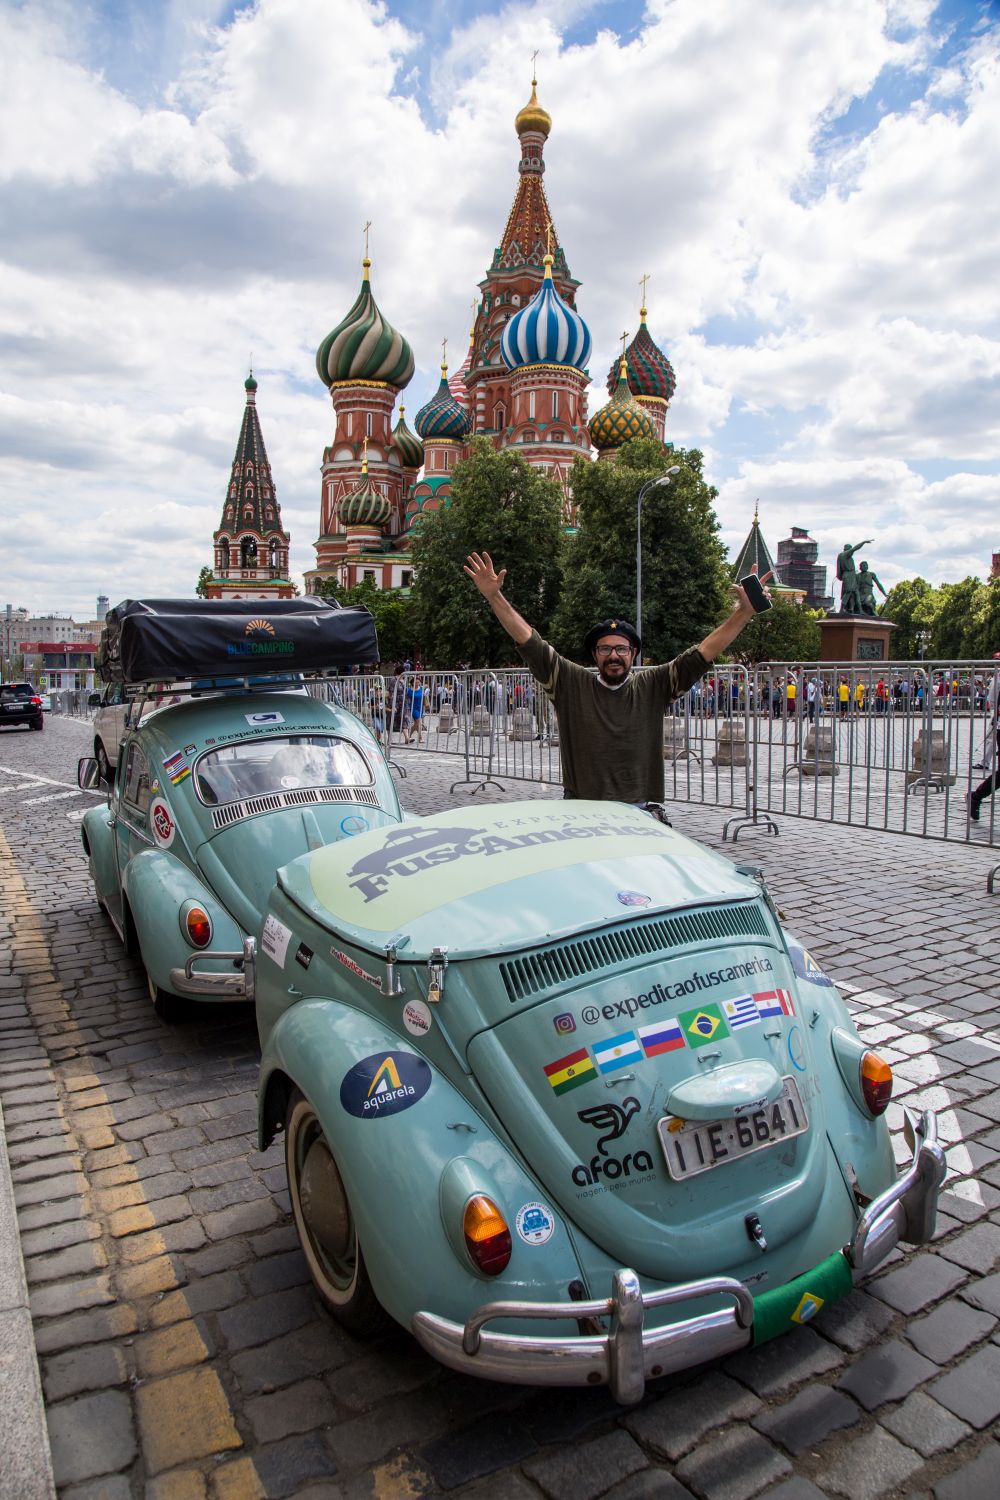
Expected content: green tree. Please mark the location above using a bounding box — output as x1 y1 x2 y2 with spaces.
881 577 937 659
195 566 213 598
727 598 823 667
550 440 729 663
979 579 1000 658
318 576 415 667
932 576 988 659
409 438 566 666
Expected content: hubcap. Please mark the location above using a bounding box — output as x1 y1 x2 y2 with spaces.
299 1136 351 1261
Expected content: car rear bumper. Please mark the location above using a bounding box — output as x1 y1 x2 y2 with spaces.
412 1108 943 1404
169 937 256 1001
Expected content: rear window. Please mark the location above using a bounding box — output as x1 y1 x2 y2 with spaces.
1 684 34 701
195 735 373 806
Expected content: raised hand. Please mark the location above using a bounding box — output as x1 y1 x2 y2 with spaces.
464 551 506 602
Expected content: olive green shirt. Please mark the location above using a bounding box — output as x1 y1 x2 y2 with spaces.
517 631 709 802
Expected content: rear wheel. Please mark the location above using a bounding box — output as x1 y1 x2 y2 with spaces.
285 1088 388 1336
147 971 184 1025
95 741 111 782
31 718 43 731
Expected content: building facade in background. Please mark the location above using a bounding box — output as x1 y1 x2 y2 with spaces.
776 525 834 611
304 78 677 594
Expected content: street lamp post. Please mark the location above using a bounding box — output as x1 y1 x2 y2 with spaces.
636 466 680 659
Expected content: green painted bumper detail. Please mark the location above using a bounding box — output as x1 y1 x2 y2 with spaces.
752 1251 853 1344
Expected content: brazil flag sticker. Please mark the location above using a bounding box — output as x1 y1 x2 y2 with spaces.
679 1004 730 1048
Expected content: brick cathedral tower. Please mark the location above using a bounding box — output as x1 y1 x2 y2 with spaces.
207 373 295 600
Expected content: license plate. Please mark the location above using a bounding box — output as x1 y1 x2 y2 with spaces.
658 1077 808 1180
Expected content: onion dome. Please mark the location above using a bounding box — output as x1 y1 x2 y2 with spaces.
501 255 591 371
589 358 656 450
414 364 472 440
316 259 414 390
337 452 390 529
392 404 424 469
607 308 676 403
245 370 258 393
515 78 551 138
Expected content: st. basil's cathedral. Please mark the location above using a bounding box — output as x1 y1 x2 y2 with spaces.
204 78 677 600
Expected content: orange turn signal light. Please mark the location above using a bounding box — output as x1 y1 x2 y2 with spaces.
463 1195 512 1276
185 907 212 948
860 1051 893 1116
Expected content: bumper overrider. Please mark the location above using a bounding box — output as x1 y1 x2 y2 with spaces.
169 936 257 1000
412 1108 945 1405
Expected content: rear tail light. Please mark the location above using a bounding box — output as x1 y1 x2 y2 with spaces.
860 1051 893 1115
463 1195 512 1276
185 907 213 948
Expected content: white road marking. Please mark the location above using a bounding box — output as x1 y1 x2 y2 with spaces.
0 784 38 794
23 791 81 806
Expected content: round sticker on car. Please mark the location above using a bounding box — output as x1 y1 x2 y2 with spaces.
149 797 175 848
515 1202 555 1246
402 1000 432 1037
340 1051 431 1119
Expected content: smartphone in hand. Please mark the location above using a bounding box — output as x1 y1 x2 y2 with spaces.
739 574 773 613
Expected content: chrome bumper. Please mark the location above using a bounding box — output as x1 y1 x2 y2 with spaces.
847 1107 946 1275
413 1272 754 1405
169 936 256 1001
413 1108 944 1404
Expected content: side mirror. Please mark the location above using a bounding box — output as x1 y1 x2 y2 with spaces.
78 757 104 790
88 692 102 708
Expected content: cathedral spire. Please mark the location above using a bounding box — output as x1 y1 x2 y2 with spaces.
497 75 571 279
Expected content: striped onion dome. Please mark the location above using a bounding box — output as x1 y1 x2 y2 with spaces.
501 254 591 371
414 366 472 440
607 309 676 402
392 405 424 469
316 259 414 390
449 334 473 410
589 358 656 450
337 456 390 529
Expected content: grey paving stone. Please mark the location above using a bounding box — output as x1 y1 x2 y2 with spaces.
936 1220 1000 1272
881 1390 973 1458
816 1426 922 1500
811 1287 895 1352
216 1284 316 1352
201 1196 279 1239
19 1218 100 1259
869 1252 968 1314
906 1299 997 1363
230 1320 354 1395
251 1432 339 1499
961 1269 1000 1315
724 1325 843 1396
522 1429 648 1500
324 1341 440 1413
61 1478 133 1500
45 1390 137 1487
836 1338 938 1410
758 1483 830 1500
674 1425 791 1500
624 1372 761 1461
246 1377 335 1445
29 1273 114 1320
422 1412 538 1491
929 1342 1000 1427
517 1385 622 1446
752 1385 860 1455
13 1170 88 1208
244 1248 310 1297
932 1440 1000 1500
33 1303 138 1356
42 1344 129 1403
602 1471 695 1500
25 1240 108 1285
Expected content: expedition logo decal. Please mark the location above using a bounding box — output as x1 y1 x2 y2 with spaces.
309 804 671 931
572 1096 654 1193
149 797 175 848
788 942 834 987
580 958 775 1023
226 618 294 658
340 1051 431 1119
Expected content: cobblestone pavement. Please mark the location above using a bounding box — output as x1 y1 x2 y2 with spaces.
1 714 999 1500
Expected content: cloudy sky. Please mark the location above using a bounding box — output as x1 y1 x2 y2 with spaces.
1 0 997 622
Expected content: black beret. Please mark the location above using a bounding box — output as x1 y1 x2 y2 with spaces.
584 618 642 657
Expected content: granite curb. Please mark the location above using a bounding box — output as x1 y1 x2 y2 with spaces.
0 1097 57 1500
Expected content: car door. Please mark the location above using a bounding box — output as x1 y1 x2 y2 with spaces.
112 738 154 928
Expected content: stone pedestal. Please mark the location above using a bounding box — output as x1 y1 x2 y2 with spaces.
793 726 838 777
663 720 695 761
906 731 956 789
509 707 534 741
437 705 455 734
470 706 492 738
714 721 746 767
818 616 896 662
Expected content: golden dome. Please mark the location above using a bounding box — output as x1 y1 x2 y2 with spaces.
515 79 551 139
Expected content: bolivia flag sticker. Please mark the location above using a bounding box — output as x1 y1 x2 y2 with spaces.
543 1048 597 1096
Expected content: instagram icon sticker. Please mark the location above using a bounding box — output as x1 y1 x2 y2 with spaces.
553 1012 576 1035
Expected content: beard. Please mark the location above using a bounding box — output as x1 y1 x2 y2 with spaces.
597 657 632 686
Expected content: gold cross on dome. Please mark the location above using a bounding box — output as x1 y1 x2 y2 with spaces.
363 220 372 258
441 336 448 368
639 272 650 307
620 330 629 357
531 49 539 82
362 435 369 466
545 219 553 257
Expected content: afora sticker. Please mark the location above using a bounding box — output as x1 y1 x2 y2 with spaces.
516 1201 555 1246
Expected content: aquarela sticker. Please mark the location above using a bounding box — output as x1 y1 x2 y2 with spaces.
515 1202 555 1246
340 1052 431 1120
149 797 175 848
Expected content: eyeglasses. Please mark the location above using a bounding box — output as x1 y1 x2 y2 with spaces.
595 644 633 658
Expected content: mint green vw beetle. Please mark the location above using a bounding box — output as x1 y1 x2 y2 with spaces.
256 800 946 1403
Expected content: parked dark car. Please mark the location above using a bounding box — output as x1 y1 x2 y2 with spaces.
0 682 44 732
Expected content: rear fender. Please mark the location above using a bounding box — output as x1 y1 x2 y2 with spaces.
80 805 117 905
260 1000 584 1330
122 847 244 992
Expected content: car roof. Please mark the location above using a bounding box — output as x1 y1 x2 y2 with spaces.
130 689 356 760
